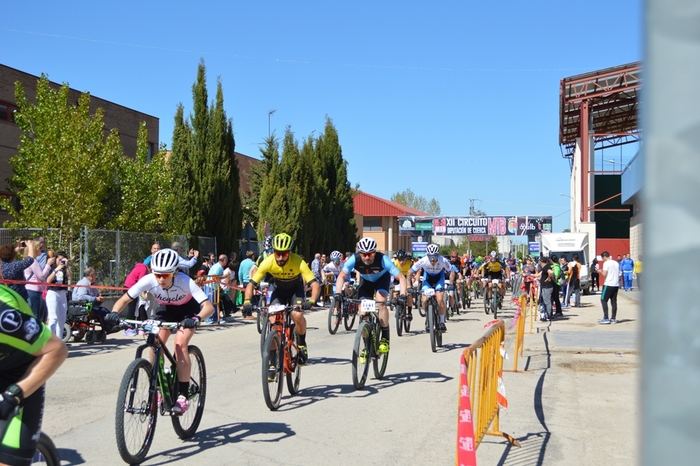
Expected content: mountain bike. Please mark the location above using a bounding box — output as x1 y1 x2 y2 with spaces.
261 304 302 410
255 283 271 334
351 299 389 389
115 319 206 464
463 279 472 309
422 288 444 353
391 294 411 336
445 280 459 318
490 279 501 318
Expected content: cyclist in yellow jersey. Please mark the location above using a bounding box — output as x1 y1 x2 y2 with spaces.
392 249 413 315
243 233 319 364
479 251 505 301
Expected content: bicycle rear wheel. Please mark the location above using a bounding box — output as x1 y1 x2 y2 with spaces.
260 320 271 356
427 302 437 353
352 322 371 389
403 312 411 333
344 309 357 331
256 307 263 334
171 345 207 439
435 308 443 348
327 297 341 334
115 358 157 465
491 293 498 317
32 432 60 466
262 332 284 410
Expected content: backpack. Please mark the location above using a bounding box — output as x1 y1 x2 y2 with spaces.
551 263 561 285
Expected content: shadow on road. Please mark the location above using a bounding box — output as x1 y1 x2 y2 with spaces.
145 421 295 465
308 356 351 366
66 337 138 358
56 447 86 465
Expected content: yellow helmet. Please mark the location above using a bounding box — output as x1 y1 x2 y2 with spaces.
272 233 292 252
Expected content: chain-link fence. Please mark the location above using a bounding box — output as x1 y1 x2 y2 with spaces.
0 227 217 287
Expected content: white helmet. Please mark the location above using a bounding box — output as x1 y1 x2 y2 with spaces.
357 237 377 253
426 244 440 255
330 250 342 262
490 251 497 258
151 248 179 274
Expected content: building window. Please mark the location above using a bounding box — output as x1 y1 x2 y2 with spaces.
147 142 155 161
0 101 17 124
364 216 382 231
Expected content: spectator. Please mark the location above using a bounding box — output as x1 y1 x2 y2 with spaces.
171 241 199 275
143 241 161 268
537 256 555 321
45 252 69 338
591 256 601 293
620 253 634 291
0 240 38 301
566 255 582 307
220 261 238 318
238 251 256 318
616 254 624 288
311 253 321 283
72 267 109 324
124 260 149 320
558 256 570 309
598 251 620 324
550 254 562 317
24 246 52 320
205 254 228 323
634 255 643 290
35 236 48 268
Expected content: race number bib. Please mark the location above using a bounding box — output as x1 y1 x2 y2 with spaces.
423 288 436 297
268 304 286 314
360 299 376 315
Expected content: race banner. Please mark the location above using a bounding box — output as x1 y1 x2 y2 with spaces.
399 216 552 236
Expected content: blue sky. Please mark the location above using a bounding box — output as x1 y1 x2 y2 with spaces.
5 1 641 233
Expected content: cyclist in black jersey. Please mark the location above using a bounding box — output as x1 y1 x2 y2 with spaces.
0 285 67 466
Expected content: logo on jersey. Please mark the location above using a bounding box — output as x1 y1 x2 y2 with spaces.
23 318 40 340
0 309 22 333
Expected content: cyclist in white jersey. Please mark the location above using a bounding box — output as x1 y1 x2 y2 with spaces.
409 244 452 332
107 249 214 414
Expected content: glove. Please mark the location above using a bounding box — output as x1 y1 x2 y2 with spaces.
103 312 121 331
333 293 342 302
180 316 201 329
397 295 407 307
0 385 23 420
302 299 314 311
242 301 253 316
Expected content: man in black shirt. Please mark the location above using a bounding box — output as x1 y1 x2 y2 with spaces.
538 256 555 321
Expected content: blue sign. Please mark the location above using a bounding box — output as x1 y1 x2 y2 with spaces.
528 242 540 254
412 241 428 257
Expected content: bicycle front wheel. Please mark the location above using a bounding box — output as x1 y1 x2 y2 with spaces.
256 308 263 334
115 358 157 465
32 432 60 466
260 320 271 356
372 327 389 380
395 304 403 337
262 332 284 410
352 322 371 389
427 302 437 353
286 337 302 395
328 297 341 334
343 309 357 331
172 345 207 439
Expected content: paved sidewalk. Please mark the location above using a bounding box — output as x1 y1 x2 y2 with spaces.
478 290 639 465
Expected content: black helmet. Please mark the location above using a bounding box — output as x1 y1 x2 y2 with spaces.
396 249 408 260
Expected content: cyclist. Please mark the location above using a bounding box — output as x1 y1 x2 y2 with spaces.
108 248 214 415
447 251 463 309
392 249 414 317
479 251 505 304
243 233 319 365
0 285 68 466
335 238 407 354
409 244 452 332
321 251 344 304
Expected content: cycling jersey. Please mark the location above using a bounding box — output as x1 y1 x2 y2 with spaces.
410 255 452 276
481 261 503 274
127 272 208 307
0 286 52 466
342 253 399 282
392 259 412 277
251 253 316 289
322 262 341 280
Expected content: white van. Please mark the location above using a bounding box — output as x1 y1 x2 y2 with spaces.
540 232 591 294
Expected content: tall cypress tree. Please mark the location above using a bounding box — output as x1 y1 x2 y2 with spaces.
170 104 197 235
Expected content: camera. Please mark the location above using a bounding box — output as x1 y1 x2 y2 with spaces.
19 241 26 248
61 259 68 266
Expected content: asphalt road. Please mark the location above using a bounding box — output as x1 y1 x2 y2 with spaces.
43 300 511 465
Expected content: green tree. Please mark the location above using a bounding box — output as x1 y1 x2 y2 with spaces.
112 122 174 232
169 104 196 234
391 188 441 215
2 76 121 240
243 135 278 225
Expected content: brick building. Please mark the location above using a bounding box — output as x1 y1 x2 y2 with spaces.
0 64 159 201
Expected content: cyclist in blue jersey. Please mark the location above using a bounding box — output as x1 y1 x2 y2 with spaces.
334 238 407 354
0 285 67 466
409 244 453 332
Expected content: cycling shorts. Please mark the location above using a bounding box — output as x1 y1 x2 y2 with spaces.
270 282 306 307
358 272 391 299
486 271 503 281
155 298 201 322
421 272 445 292
0 387 44 466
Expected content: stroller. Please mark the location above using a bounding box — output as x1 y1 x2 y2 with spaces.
63 301 113 344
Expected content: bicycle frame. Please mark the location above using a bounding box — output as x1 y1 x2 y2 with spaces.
267 306 298 375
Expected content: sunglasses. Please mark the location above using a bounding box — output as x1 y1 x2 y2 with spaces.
274 251 290 258
360 252 375 258
154 272 173 279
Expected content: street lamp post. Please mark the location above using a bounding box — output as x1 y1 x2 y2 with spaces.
268 109 276 138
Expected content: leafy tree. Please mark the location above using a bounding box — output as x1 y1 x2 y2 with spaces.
391 188 441 215
111 122 174 232
169 104 196 234
3 76 121 240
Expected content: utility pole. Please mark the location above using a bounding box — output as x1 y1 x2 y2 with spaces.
267 109 276 138
469 198 481 216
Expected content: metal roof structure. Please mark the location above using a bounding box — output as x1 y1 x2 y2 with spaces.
353 191 428 217
559 61 640 158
